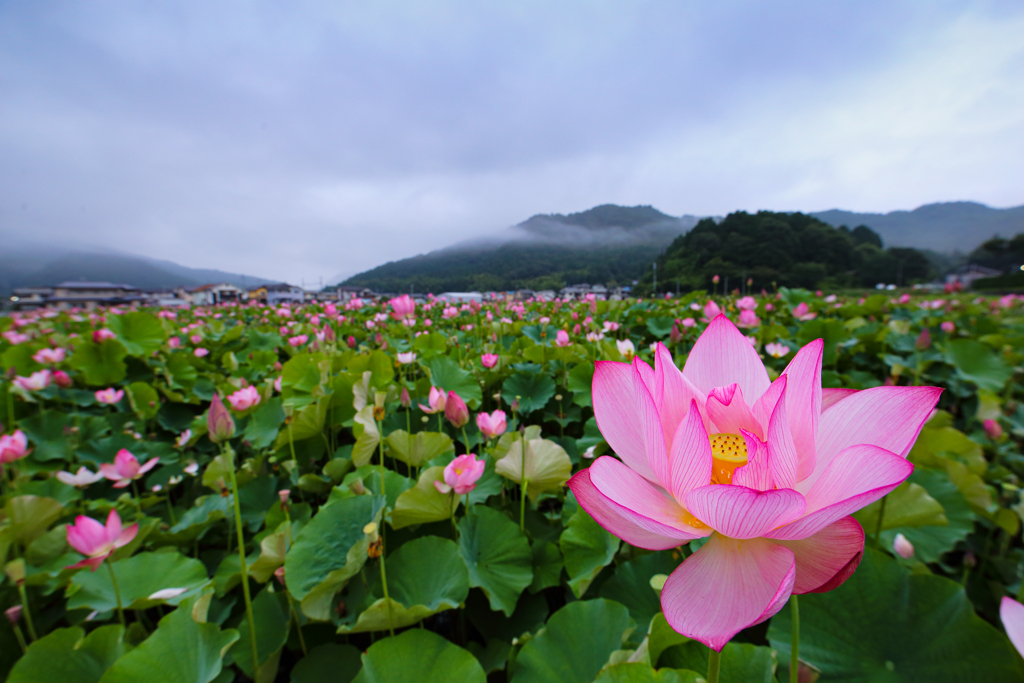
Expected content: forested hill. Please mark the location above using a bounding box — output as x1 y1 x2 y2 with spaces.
341 205 700 293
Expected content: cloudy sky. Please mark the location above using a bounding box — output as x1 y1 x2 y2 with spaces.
1 1 1022 284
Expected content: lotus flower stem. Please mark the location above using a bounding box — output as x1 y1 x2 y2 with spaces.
281 506 307 656
789 595 800 683
130 480 143 518
519 429 528 533
11 619 27 653
165 494 177 526
104 560 126 628
15 583 37 641
874 494 887 543
225 447 259 669
706 647 721 683
376 419 387 499
461 426 470 454
379 528 395 637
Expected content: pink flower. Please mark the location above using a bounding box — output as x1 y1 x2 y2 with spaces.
445 391 469 428
604 321 620 332
53 370 72 388
100 449 159 488
57 466 105 488
397 352 417 364
984 419 1003 440
2 330 30 345
274 376 282 392
32 347 65 365
476 410 507 439
66 509 138 570
568 315 940 650
95 387 125 404
208 394 236 442
194 348 209 357
681 318 696 328
389 294 417 321
190 334 203 344
702 300 722 321
736 296 757 311
1001 597 1024 659
92 328 116 343
288 335 308 347
792 302 817 321
419 386 447 414
0 430 30 464
737 310 760 328
434 454 486 495
892 533 914 559
14 370 52 392
325 303 337 316
481 353 499 369
765 342 790 358
168 336 181 348
555 330 572 347
616 339 636 359
941 321 955 334
227 385 261 411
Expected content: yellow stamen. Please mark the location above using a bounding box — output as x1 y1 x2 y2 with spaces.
709 433 748 485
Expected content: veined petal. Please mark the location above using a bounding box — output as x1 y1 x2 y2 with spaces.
781 339 823 481
669 400 714 501
592 361 658 482
682 315 770 404
733 431 773 492
113 523 139 550
633 356 656 396
706 384 761 438
1000 597 1024 659
775 516 864 593
568 468 706 550
590 456 704 535
768 444 912 540
685 485 805 539
655 343 708 447
104 509 122 541
634 367 671 489
751 374 786 433
98 463 124 482
661 535 796 651
766 381 798 490
821 387 858 413
806 385 942 490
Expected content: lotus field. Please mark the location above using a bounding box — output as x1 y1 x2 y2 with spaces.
4 288 1024 683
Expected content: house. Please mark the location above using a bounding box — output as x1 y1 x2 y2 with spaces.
188 283 245 306
260 283 305 306
335 285 377 303
436 292 484 303
946 264 1003 289
8 287 54 311
47 282 145 310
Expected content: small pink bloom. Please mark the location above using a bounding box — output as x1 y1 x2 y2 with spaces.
288 335 308 347
274 376 282 392
32 347 65 365
0 430 30 464
397 352 417 364
681 318 696 328
66 509 138 570
99 449 159 488
190 334 203 344
1001 597 1024 659
481 353 499 369
325 303 337 316
737 310 760 328
765 303 774 312
389 294 417 321
476 410 507 439
941 321 955 333
95 387 125 404
434 453 486 495
555 330 572 347
984 419 1003 440
14 370 52 392
400 386 411 408
208 394 236 442
227 385 261 411
898 294 911 304
194 348 209 357
57 466 105 487
92 328 116 343
765 342 790 358
52 370 72 388
616 339 635 359
168 336 181 348
702 300 721 321
792 302 817 321
736 297 757 311
603 321 620 332
279 489 291 505
419 386 447 414
347 336 357 348
5 605 21 625
893 533 914 559
445 391 469 428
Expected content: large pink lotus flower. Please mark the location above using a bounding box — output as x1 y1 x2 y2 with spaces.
66 509 138 570
568 315 940 651
227 385 261 411
100 449 159 488
434 454 486 495
0 430 30 464
476 410 507 439
389 294 416 321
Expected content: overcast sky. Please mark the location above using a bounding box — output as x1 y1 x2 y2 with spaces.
2 1 1023 284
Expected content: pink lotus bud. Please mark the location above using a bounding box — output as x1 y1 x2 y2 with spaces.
476 410 507 439
400 386 411 408
984 419 1003 440
278 489 291 505
227 385 261 411
893 533 915 559
65 509 138 571
323 324 336 342
712 274 720 284
941 321 955 333
681 318 696 328
0 430 30 464
5 605 22 625
397 352 417 364
555 330 571 347
703 300 721 320
481 353 499 369
52 370 72 388
736 296 757 311
273 361 283 371
325 303 337 316
914 329 931 351
347 336 357 348
274 376 282 392
92 328 116 343
95 387 125 404
445 391 469 428
208 394 236 443
572 324 581 335
433 453 485 495
194 348 209 357
669 325 682 344
737 309 760 328
274 566 286 585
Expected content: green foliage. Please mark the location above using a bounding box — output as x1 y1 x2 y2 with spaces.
458 506 533 616
353 629 486 683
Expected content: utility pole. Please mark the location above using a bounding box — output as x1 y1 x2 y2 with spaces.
652 262 657 294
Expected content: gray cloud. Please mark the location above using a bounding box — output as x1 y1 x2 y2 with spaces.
1 1 1022 284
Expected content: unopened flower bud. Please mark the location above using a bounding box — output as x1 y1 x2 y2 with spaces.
5 605 21 625
400 386 411 408
445 391 469 428
349 478 366 495
207 394 236 443
914 328 931 351
274 566 286 585
278 489 291 505
984 419 1004 440
893 533 915 559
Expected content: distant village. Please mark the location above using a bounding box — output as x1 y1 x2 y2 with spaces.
5 281 634 311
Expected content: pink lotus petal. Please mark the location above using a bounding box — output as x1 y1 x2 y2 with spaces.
68 556 106 571
780 339 823 480
668 399 713 501
733 432 773 491
633 369 671 488
775 516 864 593
98 463 121 481
767 444 912 540
105 509 122 540
114 523 139 549
682 315 770 406
654 343 708 447
633 356 656 396
661 535 796 651
750 374 787 432
592 361 657 482
66 516 108 555
765 381 799 489
590 456 703 535
1000 597 1024 658
685 485 805 539
706 384 761 438
821 387 858 413
138 458 160 475
805 386 942 491
568 467 706 551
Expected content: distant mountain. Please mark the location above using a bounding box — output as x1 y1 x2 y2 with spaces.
0 245 270 296
341 205 701 293
810 202 1024 253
